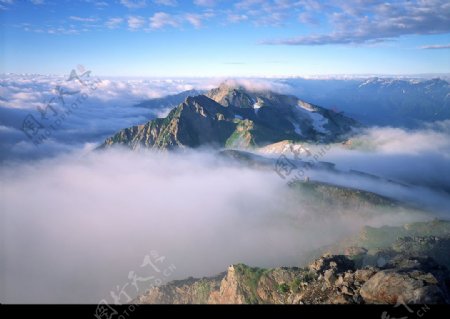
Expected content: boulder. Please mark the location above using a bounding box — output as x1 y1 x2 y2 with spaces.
360 270 447 304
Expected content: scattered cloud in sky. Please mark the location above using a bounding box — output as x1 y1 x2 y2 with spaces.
420 44 450 50
147 11 213 30
105 17 123 29
261 0 450 45
227 13 248 23
194 0 218 7
120 0 147 9
69 16 98 22
127 15 146 30
82 0 109 7
154 0 177 6
149 12 179 29
230 0 291 26
7 0 448 42
185 13 203 28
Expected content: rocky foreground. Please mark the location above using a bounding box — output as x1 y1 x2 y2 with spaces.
135 220 450 304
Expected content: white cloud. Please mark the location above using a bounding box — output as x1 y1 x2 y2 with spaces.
47 28 72 35
235 0 266 9
185 13 203 28
105 17 123 29
153 0 177 6
426 119 450 134
120 0 147 9
420 44 450 50
234 0 290 26
82 0 108 7
69 16 98 22
149 12 179 29
0 124 18 132
227 13 248 23
194 0 218 6
213 78 292 93
127 15 146 30
298 11 319 25
317 126 450 207
345 126 450 156
262 0 450 45
0 0 14 10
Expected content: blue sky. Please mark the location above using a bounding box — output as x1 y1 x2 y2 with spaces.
1 0 449 76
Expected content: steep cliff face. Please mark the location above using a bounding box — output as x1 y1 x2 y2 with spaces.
102 95 237 150
135 273 225 304
135 220 450 304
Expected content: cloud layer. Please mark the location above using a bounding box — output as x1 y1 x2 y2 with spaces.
299 125 450 213
1 74 449 162
1 74 449 303
0 148 432 303
0 74 215 161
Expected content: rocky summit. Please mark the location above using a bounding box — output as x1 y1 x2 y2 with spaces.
134 220 450 304
100 83 359 150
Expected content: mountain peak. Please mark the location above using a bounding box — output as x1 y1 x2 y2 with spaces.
101 83 360 150
206 82 256 108
217 80 246 91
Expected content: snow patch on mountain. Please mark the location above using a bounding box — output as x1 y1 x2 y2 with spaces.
296 101 329 134
253 101 262 115
298 101 315 112
309 112 329 134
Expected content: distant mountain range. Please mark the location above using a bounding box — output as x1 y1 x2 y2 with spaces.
128 77 450 129
284 77 450 127
101 83 359 150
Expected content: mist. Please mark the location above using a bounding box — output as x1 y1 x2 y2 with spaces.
324 125 450 196
0 148 432 303
1 75 448 303
262 125 450 214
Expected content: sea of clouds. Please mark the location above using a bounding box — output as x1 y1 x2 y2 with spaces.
0 73 449 303
0 73 223 161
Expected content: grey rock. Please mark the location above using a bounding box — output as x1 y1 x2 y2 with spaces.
360 270 446 304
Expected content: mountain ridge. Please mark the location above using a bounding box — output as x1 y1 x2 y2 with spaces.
101 84 360 150
134 220 450 304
